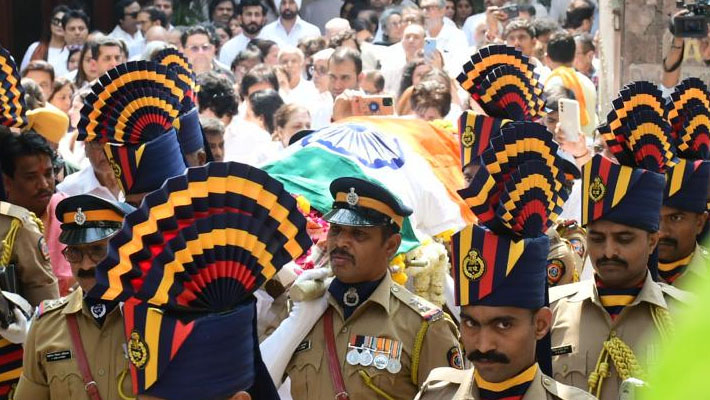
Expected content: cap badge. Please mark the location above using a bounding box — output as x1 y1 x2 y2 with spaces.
128 331 149 369
589 176 606 202
346 187 359 206
461 125 475 148
74 208 86 226
462 248 486 281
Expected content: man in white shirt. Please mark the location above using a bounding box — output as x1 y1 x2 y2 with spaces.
57 142 123 202
260 0 321 48
381 23 425 96
420 0 468 77
219 0 267 67
278 46 320 110
310 48 335 129
109 0 144 59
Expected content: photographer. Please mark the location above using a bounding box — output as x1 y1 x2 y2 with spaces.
662 10 710 92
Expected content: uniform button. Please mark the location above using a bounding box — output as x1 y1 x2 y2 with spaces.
341 326 348 333
391 286 399 293
98 368 105 376
543 378 551 386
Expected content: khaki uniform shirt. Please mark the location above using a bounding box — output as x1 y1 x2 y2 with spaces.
671 245 710 291
549 274 691 400
15 288 132 399
286 273 463 400
0 202 59 306
414 365 597 400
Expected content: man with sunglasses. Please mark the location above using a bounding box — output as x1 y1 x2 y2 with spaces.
109 0 144 59
15 194 135 399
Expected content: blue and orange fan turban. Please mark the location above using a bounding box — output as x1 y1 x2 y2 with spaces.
663 79 710 214
152 48 205 155
0 45 29 129
452 121 572 309
591 81 673 233
457 45 545 121
88 161 313 399
77 61 188 195
458 111 511 168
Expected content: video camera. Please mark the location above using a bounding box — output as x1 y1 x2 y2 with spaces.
674 0 710 38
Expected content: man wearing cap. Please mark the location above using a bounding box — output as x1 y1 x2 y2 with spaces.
415 120 594 400
657 157 710 289
285 177 463 400
549 155 692 400
15 194 135 399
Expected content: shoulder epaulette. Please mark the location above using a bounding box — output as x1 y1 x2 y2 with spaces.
549 281 584 303
658 282 695 304
0 202 42 231
35 296 70 319
390 283 444 322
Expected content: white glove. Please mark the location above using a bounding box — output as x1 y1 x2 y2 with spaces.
0 308 29 344
260 293 329 386
290 267 333 302
444 274 460 323
295 266 331 283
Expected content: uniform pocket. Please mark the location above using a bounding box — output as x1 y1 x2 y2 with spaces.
287 345 324 399
552 349 588 389
44 359 85 400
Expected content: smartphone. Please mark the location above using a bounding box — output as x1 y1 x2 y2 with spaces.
501 4 519 19
424 38 437 60
673 15 708 38
558 98 581 143
352 95 395 116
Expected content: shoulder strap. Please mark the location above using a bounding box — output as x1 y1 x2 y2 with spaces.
66 314 103 400
323 307 349 400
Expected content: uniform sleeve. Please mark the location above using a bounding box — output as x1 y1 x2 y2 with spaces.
14 317 50 399
13 225 59 307
416 314 464 387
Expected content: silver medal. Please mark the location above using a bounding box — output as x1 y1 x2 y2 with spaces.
373 354 389 370
387 358 402 374
359 349 373 366
346 348 360 365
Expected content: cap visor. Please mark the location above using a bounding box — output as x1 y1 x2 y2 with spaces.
323 208 384 227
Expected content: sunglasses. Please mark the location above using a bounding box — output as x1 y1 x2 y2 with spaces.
62 244 107 264
52 17 63 26
126 11 139 18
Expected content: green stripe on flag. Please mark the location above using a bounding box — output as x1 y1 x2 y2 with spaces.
264 147 419 253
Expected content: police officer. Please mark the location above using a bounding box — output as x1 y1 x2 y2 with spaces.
84 161 312 400
549 155 691 400
657 127 710 288
285 177 463 400
546 227 583 287
415 120 593 400
15 194 134 399
76 60 190 208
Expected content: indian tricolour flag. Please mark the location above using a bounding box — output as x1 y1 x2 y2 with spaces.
262 118 473 251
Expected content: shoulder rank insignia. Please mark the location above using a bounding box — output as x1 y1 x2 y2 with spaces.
36 297 69 319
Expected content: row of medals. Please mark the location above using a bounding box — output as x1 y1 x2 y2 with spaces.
346 345 402 373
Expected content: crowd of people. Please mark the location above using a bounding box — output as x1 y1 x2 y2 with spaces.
0 0 708 399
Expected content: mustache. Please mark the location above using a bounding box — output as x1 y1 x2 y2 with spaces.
658 237 677 248
36 190 53 198
467 350 510 364
597 256 628 268
77 267 96 279
244 23 261 32
330 248 354 261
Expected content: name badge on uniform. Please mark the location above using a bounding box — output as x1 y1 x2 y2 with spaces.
551 345 573 356
295 340 311 354
46 350 72 362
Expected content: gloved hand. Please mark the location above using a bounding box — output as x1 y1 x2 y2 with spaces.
260 285 330 386
444 274 461 323
0 308 28 344
290 267 333 302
